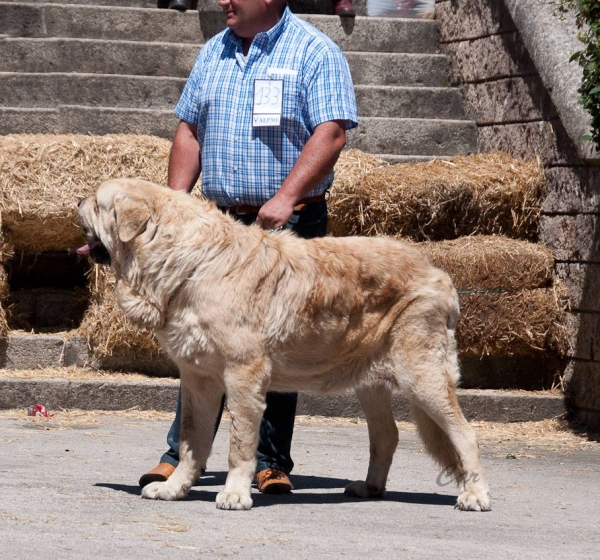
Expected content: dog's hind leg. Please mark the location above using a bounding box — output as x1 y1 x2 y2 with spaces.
403 323 491 511
345 384 399 498
142 368 223 502
392 288 491 512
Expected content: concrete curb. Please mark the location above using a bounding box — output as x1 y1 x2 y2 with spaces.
0 377 566 422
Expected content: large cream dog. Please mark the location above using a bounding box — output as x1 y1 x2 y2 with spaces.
77 178 491 512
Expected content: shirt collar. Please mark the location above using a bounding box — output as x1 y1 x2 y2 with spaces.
225 5 291 52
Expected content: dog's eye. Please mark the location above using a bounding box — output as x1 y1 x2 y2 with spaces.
94 199 99 213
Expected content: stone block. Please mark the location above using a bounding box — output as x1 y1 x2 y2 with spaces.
462 75 556 125
346 53 452 87
564 311 600 362
0 334 66 369
436 0 515 43
355 85 465 119
555 263 600 313
477 120 579 166
63 336 92 367
0 38 199 78
97 354 178 378
542 166 600 214
67 381 179 411
348 117 477 157
42 5 202 44
0 4 45 37
539 214 600 262
563 360 600 431
0 73 185 110
0 378 179 412
442 33 536 84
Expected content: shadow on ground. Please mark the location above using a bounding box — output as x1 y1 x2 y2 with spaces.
96 472 457 507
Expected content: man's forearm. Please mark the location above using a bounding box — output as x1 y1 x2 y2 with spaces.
278 120 347 203
256 120 347 230
168 120 201 192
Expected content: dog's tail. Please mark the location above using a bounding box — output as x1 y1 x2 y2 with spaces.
411 285 464 481
412 405 463 482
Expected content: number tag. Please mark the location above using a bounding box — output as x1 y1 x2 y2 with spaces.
253 79 284 127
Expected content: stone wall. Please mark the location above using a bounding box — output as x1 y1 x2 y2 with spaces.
436 0 600 429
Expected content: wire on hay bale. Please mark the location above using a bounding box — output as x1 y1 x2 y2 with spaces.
0 134 173 252
328 152 545 241
457 285 569 359
416 235 555 292
76 266 163 364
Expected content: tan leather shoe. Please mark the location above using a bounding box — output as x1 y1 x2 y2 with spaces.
255 468 293 494
138 462 175 488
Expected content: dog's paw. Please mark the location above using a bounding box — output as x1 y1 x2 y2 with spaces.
344 481 385 499
216 491 253 510
141 481 186 501
455 490 492 512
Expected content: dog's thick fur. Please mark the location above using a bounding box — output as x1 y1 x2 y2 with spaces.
78 178 491 511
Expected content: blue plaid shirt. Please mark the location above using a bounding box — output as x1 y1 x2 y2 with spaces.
174 6 358 207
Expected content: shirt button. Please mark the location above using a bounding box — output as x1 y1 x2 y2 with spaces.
235 198 241 203
233 166 238 172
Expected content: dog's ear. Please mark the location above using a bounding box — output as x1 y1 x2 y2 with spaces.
113 194 151 243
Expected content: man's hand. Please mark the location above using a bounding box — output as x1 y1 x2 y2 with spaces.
255 194 296 230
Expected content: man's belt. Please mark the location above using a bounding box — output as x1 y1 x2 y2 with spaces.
219 193 327 215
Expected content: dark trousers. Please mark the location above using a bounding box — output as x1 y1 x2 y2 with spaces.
160 200 328 474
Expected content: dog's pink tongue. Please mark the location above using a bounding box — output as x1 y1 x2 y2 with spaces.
76 240 100 254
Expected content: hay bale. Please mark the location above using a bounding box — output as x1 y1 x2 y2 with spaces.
76 266 163 364
329 152 545 241
417 235 554 292
328 149 389 236
0 134 173 252
457 286 569 358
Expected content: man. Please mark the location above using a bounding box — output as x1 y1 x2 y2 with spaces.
140 0 358 494
159 0 356 17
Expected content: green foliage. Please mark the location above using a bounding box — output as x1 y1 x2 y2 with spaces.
555 0 600 151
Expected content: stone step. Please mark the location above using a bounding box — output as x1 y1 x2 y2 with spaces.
1 2 203 44
0 38 452 85
0 4 437 53
0 107 476 156
0 0 158 5
0 0 369 14
347 117 477 156
0 374 566 422
0 73 466 119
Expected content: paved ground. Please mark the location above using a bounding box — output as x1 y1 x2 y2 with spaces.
1 409 599 559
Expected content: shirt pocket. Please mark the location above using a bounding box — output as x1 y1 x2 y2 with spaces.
264 71 303 125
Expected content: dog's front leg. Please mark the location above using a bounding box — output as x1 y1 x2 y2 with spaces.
216 361 269 511
142 369 223 501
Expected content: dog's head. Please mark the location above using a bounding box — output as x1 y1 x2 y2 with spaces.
76 178 161 266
